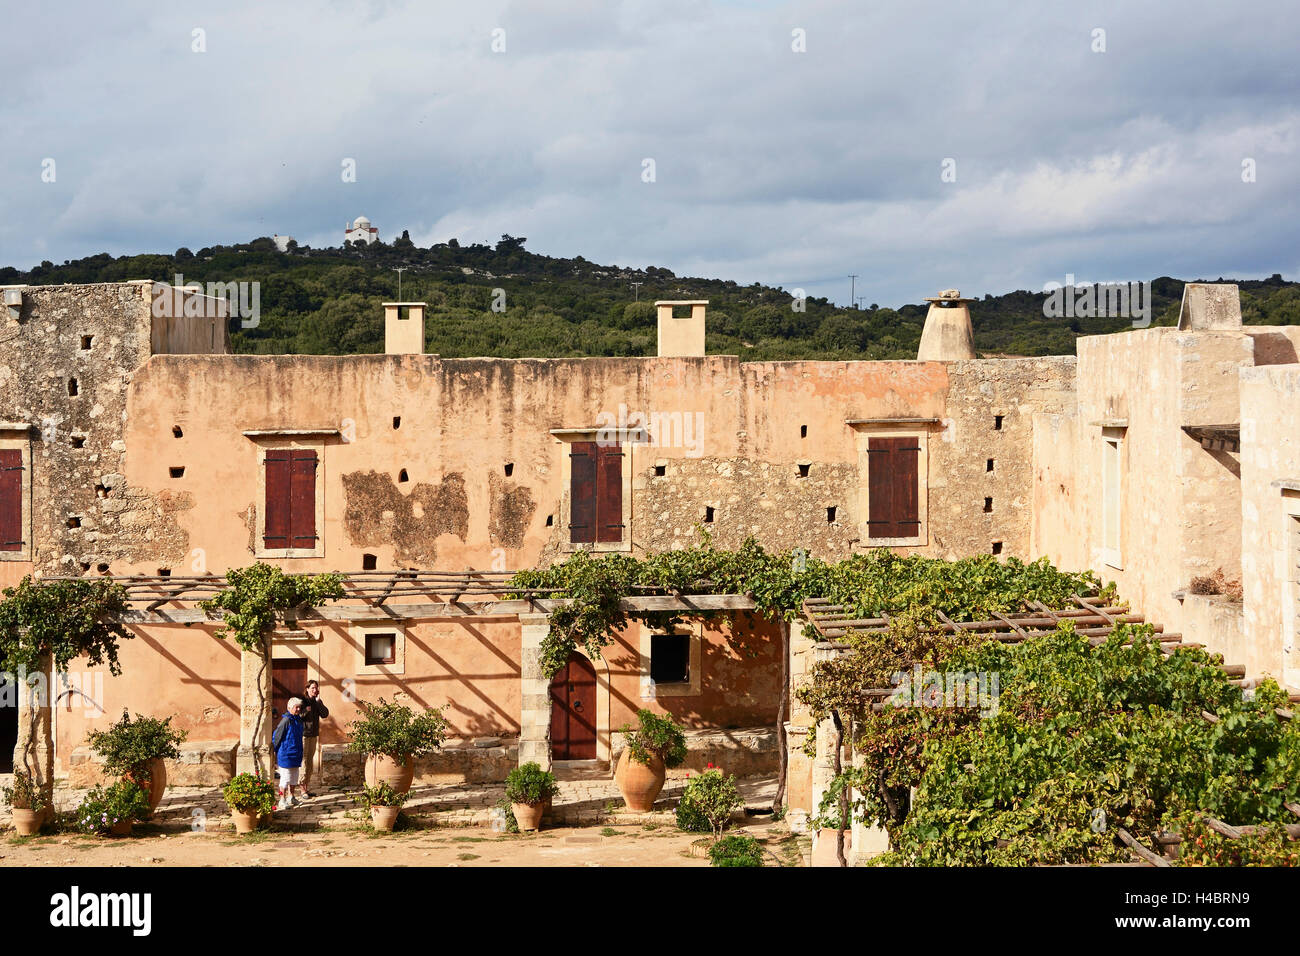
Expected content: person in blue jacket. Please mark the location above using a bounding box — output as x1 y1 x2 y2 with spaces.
272 697 305 809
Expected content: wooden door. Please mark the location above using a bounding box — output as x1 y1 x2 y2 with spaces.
270 659 308 764
549 653 597 760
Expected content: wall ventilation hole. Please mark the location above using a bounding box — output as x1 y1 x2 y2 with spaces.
992 541 1003 555
68 378 79 396
545 514 554 527
80 335 94 350
827 506 837 524
71 436 86 448
983 497 993 513
173 425 183 438
94 483 108 498
797 463 810 478
654 465 666 477
67 516 81 529
393 416 401 430
994 415 1004 430
704 507 715 523
986 458 994 472
169 466 185 478
504 462 514 477
79 561 90 573
800 425 807 438
362 553 378 571
398 469 409 483
158 568 171 578
96 563 110 574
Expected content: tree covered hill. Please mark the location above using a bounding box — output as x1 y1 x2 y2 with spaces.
3 236 1297 360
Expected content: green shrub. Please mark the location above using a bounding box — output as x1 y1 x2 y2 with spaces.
222 772 277 815
708 834 765 867
347 697 448 761
86 711 187 779
356 781 409 809
505 762 557 805
676 768 742 836
75 781 150 834
1 770 49 813
620 709 687 768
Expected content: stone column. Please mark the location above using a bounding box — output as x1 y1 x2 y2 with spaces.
783 625 820 827
13 654 54 817
518 613 553 770
236 637 272 777
808 644 841 820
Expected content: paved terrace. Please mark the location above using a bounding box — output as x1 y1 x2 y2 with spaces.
4 771 780 833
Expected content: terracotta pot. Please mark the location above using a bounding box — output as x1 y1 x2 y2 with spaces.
365 754 414 794
230 809 260 834
109 818 133 837
125 758 167 817
370 806 400 832
11 808 42 837
615 749 666 812
512 801 545 832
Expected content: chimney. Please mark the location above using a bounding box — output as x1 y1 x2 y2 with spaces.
383 302 426 355
1177 283 1241 331
917 289 976 360
655 300 707 357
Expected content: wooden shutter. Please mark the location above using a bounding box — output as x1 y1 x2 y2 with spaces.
263 450 292 549
867 437 921 538
596 443 623 542
289 450 317 549
569 442 596 543
0 449 23 551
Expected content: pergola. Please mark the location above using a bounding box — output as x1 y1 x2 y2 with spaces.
45 570 756 624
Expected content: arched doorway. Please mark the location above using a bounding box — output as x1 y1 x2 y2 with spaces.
549 652 597 760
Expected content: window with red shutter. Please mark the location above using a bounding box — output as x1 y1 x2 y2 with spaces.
569 440 623 544
867 436 921 539
264 449 317 551
0 449 23 552
570 442 596 544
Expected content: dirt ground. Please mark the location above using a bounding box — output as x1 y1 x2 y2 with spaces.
0 817 808 868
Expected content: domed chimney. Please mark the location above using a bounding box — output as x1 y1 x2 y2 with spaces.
917 289 976 360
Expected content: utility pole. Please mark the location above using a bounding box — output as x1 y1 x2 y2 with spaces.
848 274 858 310
631 281 643 301
393 267 407 300
855 295 866 310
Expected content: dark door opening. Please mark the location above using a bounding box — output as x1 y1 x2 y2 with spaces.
270 659 309 767
0 675 17 774
549 652 597 760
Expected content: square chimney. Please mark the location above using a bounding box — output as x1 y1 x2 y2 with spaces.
655 300 707 357
383 302 427 354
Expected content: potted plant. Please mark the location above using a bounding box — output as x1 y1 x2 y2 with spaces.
347 697 447 795
614 709 687 812
223 772 277 833
674 767 743 838
357 781 408 832
505 762 558 832
2 770 49 836
74 781 150 837
85 711 188 816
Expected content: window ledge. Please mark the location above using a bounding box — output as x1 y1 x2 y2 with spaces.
846 417 939 426
243 428 340 438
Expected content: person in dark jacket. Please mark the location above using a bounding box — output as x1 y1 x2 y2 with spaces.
299 679 330 798
272 698 305 809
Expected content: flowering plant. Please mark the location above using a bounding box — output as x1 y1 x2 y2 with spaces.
223 772 278 815
74 781 150 834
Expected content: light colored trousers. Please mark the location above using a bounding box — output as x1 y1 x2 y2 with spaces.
303 735 319 788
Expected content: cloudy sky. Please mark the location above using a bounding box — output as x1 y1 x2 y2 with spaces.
2 0 1297 306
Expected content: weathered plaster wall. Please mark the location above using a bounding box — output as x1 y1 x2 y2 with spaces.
1240 364 1300 687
